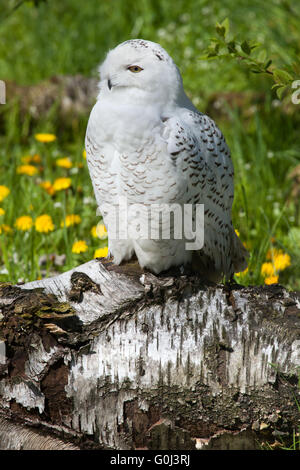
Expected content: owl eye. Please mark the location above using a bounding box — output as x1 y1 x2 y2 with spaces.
128 65 143 73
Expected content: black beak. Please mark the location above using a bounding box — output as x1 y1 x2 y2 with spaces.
107 79 112 90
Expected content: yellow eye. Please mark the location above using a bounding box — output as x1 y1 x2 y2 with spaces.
128 65 143 73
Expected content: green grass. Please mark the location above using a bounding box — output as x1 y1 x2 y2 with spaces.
0 0 300 288
0 134 106 282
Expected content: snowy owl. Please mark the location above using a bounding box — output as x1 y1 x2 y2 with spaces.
85 39 248 280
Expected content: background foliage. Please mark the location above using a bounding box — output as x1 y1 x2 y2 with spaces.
0 0 299 289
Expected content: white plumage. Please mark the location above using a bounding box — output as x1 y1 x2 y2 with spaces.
85 39 248 279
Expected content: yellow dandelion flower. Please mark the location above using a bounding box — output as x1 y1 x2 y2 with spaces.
0 224 12 234
21 154 41 164
52 177 71 192
61 214 81 228
235 267 248 277
72 240 88 254
40 181 55 196
94 246 108 258
274 253 291 272
56 157 72 169
0 185 10 202
261 262 275 278
91 223 107 239
15 215 33 231
91 225 97 238
0 208 5 216
266 249 291 272
35 214 54 233
32 154 41 163
265 275 279 285
35 133 56 143
266 248 282 260
97 223 107 239
82 149 87 159
17 164 38 176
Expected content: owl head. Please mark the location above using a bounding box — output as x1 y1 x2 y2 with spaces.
98 39 185 107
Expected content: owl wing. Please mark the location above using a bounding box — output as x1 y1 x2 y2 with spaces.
163 110 248 278
85 106 119 211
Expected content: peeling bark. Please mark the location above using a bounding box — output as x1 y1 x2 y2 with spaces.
0 258 299 450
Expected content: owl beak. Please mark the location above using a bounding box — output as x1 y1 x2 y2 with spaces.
107 79 113 90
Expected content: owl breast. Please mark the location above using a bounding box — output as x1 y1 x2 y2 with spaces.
85 103 191 273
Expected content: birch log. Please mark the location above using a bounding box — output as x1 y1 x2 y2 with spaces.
0 258 299 450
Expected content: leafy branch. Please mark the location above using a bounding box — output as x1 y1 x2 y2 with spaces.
200 18 300 100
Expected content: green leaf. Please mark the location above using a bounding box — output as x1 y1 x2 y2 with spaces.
271 83 282 90
227 41 236 53
243 58 259 68
249 42 261 51
276 85 288 99
257 49 267 63
207 51 218 58
241 40 251 55
205 42 221 57
251 69 263 74
273 69 293 84
216 23 226 38
221 18 230 38
264 59 272 70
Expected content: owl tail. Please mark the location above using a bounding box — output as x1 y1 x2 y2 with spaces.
191 229 249 282
191 251 224 283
